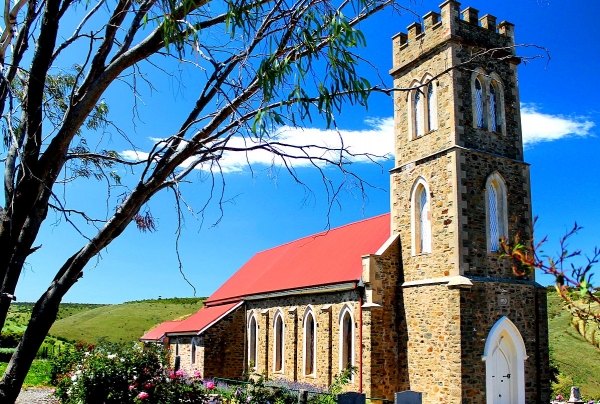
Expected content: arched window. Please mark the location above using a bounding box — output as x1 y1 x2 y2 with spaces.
489 83 498 132
485 173 508 252
475 78 485 128
471 70 505 134
339 307 354 371
273 311 284 372
248 314 258 368
412 178 432 255
414 89 424 137
191 337 198 365
409 77 437 140
426 82 437 131
303 309 316 376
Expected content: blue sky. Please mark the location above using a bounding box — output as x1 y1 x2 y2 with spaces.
14 0 600 303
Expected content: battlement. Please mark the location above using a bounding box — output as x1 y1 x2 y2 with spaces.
391 1 515 75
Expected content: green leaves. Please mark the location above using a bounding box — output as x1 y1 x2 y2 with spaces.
250 0 372 138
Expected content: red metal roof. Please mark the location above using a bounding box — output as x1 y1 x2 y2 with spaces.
206 214 390 306
167 301 243 334
140 320 182 341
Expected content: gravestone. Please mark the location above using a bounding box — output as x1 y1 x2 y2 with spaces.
395 390 422 404
568 386 584 404
337 392 366 404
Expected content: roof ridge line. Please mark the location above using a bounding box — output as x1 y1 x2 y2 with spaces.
253 212 390 255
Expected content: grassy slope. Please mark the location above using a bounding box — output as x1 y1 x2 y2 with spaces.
3 303 105 333
49 298 204 344
548 293 600 399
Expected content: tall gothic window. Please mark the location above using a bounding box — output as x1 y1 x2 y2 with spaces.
191 337 198 365
486 173 508 252
475 78 485 128
274 312 284 372
412 179 432 255
248 314 258 368
426 82 437 131
304 310 316 375
414 89 424 137
340 308 354 371
489 83 498 132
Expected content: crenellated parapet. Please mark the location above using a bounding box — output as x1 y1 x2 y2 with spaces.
390 1 515 76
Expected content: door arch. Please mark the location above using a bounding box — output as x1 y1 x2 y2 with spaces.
482 316 527 404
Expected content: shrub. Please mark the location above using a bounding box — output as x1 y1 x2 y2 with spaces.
0 347 15 362
50 342 353 404
0 331 23 348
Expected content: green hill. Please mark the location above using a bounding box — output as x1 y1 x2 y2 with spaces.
48 298 204 344
547 293 600 400
3 302 105 333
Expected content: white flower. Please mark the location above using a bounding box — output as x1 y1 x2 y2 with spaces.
84 352 90 356
71 375 78 382
107 354 117 359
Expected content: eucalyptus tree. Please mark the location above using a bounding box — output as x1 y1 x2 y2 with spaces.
0 0 403 400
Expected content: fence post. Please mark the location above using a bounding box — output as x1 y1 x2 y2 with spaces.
298 389 308 404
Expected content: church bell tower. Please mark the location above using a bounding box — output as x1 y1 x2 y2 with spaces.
389 1 550 403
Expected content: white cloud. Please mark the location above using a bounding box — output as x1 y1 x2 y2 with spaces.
121 118 395 174
122 107 594 174
521 104 594 146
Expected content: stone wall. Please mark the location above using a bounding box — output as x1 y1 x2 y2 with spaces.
246 291 362 391
458 149 533 278
402 284 463 403
362 238 409 399
459 281 550 404
168 307 245 379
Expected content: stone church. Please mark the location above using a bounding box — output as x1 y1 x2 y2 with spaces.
141 2 551 403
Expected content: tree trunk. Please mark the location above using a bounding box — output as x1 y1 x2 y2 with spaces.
0 278 70 403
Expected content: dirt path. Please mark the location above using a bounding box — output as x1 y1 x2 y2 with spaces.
16 387 59 404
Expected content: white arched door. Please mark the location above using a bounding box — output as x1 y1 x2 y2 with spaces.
483 317 527 404
491 337 512 403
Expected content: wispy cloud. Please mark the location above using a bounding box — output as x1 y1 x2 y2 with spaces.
521 104 595 146
122 107 594 174
121 118 394 174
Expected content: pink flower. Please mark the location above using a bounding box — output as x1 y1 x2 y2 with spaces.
193 370 202 378
129 385 135 391
137 391 149 400
206 381 215 390
175 369 185 377
169 372 176 379
556 395 563 401
144 382 153 389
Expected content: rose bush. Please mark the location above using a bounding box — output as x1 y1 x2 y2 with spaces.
51 342 354 403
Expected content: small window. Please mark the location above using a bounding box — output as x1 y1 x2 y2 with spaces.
248 315 258 368
304 310 316 375
475 78 485 128
340 309 354 370
175 339 179 356
274 312 284 372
